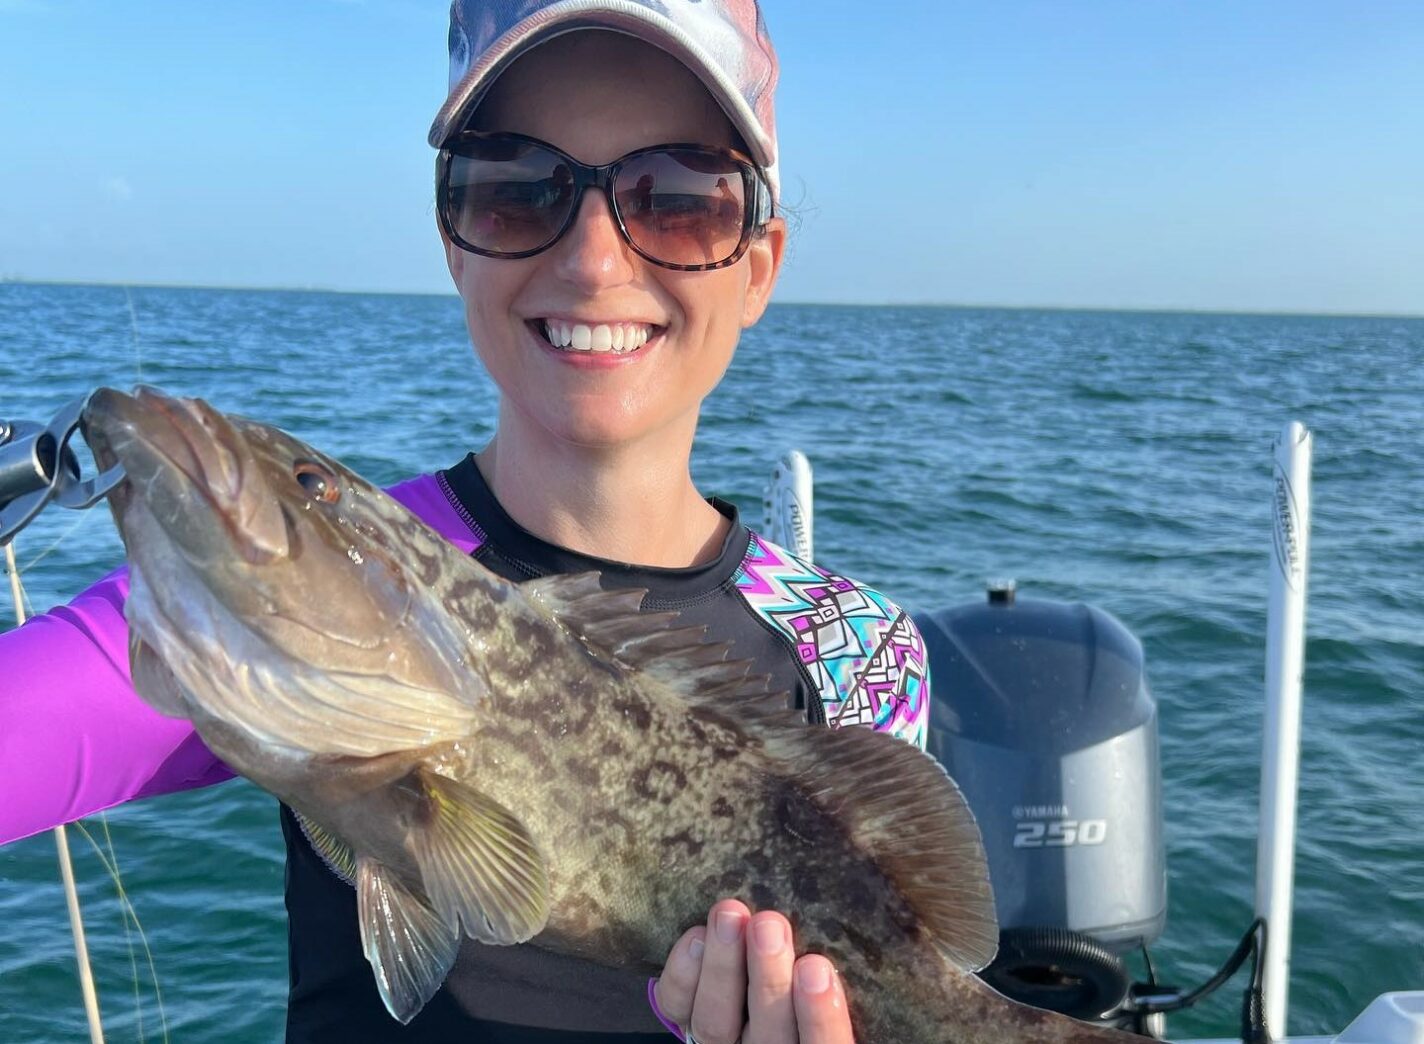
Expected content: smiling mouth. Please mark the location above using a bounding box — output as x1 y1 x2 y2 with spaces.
530 319 663 355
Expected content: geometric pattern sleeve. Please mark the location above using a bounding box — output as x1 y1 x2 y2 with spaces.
730 532 930 750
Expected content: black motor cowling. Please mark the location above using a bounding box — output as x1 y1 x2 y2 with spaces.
915 585 1166 1023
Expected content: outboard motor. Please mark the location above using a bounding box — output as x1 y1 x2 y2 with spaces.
915 582 1166 1030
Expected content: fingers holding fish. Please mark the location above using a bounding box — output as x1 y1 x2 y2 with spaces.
743 910 796 1043
653 926 707 1030
655 901 852 1044
791 955 853 1044
688 899 751 1044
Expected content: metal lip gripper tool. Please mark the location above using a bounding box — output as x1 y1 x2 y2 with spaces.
0 394 126 545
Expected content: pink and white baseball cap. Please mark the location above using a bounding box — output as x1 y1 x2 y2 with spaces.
428 0 780 203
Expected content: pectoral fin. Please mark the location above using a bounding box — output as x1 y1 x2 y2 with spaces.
357 856 459 1024
408 767 550 946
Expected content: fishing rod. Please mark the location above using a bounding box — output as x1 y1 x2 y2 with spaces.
2 394 125 1044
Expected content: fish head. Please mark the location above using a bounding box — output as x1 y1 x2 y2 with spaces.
83 387 481 747
87 385 293 571
85 385 415 630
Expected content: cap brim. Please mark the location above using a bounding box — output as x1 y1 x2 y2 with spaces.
427 1 776 183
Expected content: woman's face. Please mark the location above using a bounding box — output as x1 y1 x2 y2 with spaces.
442 31 786 452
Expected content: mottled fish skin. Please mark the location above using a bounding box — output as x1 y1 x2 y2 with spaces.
84 387 1138 1042
450 616 1132 1042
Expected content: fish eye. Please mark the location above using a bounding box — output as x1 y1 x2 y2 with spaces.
293 461 341 504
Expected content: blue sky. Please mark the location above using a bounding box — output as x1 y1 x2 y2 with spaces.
1 0 1421 314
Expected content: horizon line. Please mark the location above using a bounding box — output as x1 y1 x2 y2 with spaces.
3 277 1421 322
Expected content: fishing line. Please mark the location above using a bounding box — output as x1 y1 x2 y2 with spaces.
100 820 147 1043
123 285 144 385
79 819 143 1044
73 819 170 1044
4 542 107 1043
103 818 147 1044
19 508 101 573
101 817 146 1044
102 280 168 1034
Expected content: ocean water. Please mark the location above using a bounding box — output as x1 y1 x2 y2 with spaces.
0 282 1420 1041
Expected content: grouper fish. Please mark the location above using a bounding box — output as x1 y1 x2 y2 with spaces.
83 386 1137 1042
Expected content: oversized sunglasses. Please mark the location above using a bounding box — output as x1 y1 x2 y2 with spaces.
436 132 773 272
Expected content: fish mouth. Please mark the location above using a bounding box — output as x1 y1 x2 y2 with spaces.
84 386 289 564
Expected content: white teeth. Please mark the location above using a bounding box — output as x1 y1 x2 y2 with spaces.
542 320 570 347
540 320 655 354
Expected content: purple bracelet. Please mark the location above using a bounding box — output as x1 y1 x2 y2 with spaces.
647 977 686 1041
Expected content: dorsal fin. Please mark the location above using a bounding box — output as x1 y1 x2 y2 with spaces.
765 723 1000 971
520 571 780 706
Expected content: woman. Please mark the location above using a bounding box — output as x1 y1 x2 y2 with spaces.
0 2 931 1041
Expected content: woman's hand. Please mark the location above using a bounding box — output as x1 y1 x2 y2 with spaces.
652 898 854 1043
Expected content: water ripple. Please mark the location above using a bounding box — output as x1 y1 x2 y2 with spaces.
2 286 1420 1038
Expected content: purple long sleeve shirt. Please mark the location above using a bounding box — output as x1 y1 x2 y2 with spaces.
1 466 931 854
0 475 473 845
